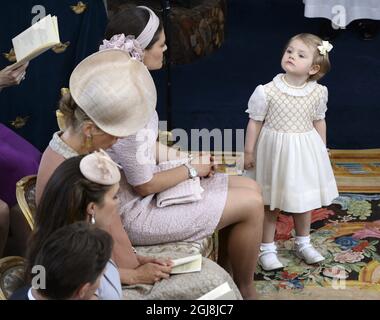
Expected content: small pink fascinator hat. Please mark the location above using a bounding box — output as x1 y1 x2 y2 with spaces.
80 149 121 185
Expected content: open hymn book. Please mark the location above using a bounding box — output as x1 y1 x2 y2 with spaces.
10 14 60 69
170 254 202 274
197 282 237 300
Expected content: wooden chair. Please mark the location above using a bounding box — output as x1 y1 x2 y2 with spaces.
0 256 26 300
15 175 37 231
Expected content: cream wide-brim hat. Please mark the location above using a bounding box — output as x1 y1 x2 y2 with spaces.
69 49 156 137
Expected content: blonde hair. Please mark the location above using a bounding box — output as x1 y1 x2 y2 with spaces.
58 88 91 131
286 33 331 81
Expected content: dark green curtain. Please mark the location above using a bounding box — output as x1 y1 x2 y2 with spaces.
0 0 108 150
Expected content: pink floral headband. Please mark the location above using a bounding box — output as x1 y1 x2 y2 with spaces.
99 6 160 61
79 149 121 185
99 34 144 61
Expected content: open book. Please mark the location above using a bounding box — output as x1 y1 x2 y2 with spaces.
197 282 237 300
10 14 60 69
170 254 202 274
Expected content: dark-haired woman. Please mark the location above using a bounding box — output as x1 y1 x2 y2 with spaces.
102 6 264 299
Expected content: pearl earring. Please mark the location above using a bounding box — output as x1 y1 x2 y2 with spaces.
90 213 96 225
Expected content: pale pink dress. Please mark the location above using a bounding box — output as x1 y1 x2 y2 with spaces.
108 112 229 246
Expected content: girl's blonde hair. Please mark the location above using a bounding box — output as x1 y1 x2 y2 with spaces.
286 33 331 81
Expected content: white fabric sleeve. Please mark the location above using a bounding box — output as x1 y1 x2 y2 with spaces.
245 85 268 121
314 85 328 120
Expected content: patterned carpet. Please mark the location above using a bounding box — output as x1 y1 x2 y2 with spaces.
211 149 380 298
255 194 380 299
330 149 380 193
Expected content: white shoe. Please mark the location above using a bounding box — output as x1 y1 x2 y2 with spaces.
295 243 325 264
258 246 284 271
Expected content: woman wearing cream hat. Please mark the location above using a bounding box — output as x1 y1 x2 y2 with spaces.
35 49 157 280
31 151 242 300
101 6 264 299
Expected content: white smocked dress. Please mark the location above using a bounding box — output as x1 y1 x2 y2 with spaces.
246 74 339 213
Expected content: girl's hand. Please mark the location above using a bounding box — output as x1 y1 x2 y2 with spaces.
191 153 213 178
135 262 172 284
207 154 216 178
244 152 255 170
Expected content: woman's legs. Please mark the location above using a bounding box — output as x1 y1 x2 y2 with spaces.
0 199 10 258
228 175 261 193
217 224 232 274
218 176 262 272
218 176 262 273
216 177 264 299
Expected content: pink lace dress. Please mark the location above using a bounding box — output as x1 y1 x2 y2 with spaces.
108 111 229 246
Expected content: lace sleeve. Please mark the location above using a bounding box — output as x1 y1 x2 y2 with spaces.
108 130 157 187
314 85 328 120
245 85 268 121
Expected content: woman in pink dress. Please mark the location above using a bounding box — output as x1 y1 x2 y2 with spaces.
35 49 242 300
101 6 264 299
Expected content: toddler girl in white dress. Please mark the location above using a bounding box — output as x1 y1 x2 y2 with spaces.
244 33 339 271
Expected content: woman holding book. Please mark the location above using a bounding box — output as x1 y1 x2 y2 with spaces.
35 48 240 299
35 48 157 277
32 152 241 299
101 6 264 299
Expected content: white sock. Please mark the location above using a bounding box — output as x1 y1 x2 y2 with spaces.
259 242 283 269
260 242 276 251
295 235 310 246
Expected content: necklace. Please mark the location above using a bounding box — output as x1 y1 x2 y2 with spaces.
282 75 307 89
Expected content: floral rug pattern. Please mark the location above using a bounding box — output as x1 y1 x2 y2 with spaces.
255 194 380 299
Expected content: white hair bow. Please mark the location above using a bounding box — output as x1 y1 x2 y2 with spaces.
317 41 333 56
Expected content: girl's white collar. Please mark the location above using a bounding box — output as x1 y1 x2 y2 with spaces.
273 73 317 97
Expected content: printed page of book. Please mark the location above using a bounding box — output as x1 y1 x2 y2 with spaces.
197 282 237 300
11 14 60 68
170 254 202 274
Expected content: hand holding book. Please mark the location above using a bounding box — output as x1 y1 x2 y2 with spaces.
0 62 28 90
170 254 202 274
9 14 60 70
